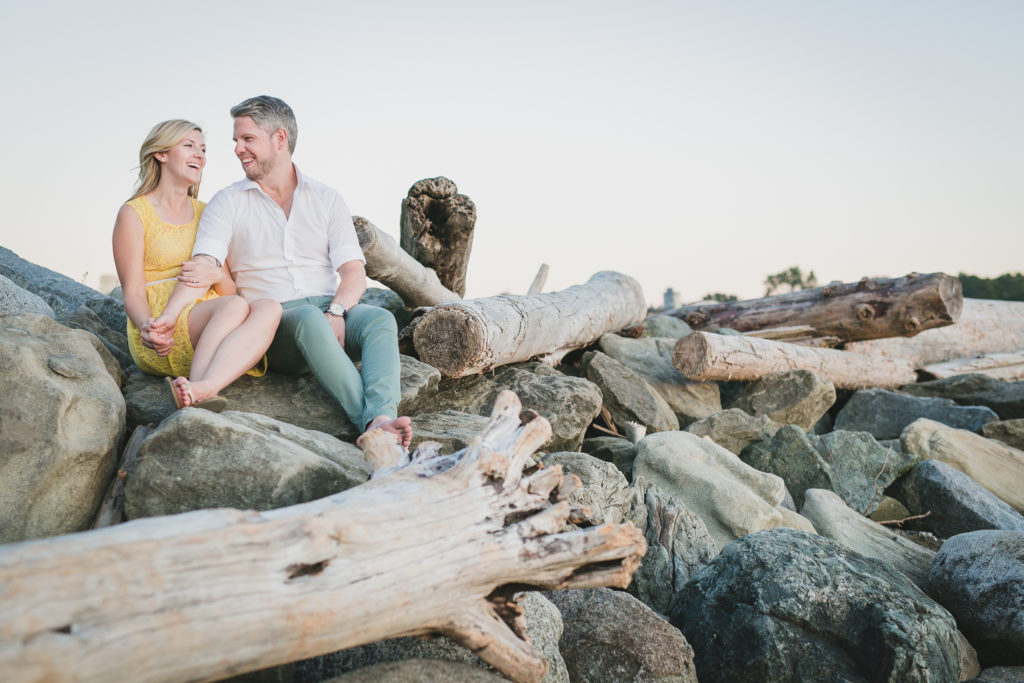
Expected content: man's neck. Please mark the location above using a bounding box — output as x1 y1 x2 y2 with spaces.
257 162 298 216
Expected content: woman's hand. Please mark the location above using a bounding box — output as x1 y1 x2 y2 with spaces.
178 258 223 288
142 317 175 356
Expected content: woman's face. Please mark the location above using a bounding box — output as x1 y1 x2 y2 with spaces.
160 130 206 185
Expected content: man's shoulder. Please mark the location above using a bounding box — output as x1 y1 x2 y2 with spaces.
299 173 345 201
209 177 256 201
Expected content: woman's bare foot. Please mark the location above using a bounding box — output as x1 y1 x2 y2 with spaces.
366 415 412 449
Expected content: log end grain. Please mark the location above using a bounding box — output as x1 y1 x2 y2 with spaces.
935 272 964 324
671 332 713 378
413 306 489 377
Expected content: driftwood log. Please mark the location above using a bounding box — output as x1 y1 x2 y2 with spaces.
0 391 645 683
846 298 1024 366
663 273 962 342
919 351 1024 381
91 425 151 529
673 332 918 389
400 177 477 297
353 216 460 307
413 271 647 377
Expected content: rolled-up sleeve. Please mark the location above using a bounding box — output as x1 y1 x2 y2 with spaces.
192 190 233 262
327 192 366 270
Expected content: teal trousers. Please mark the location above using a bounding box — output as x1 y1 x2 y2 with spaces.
267 297 400 430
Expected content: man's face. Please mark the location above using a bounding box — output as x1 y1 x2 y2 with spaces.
233 116 279 182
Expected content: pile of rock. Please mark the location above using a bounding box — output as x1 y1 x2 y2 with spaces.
2 245 1023 682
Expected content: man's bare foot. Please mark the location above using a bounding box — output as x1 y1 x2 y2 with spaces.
366 415 412 449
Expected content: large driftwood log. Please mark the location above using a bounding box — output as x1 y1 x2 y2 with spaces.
353 216 461 307
0 391 645 683
400 177 477 297
919 351 1024 381
664 273 962 342
846 298 1024 366
673 332 917 389
413 271 647 378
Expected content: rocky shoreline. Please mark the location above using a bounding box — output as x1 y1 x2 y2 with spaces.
2 244 1023 682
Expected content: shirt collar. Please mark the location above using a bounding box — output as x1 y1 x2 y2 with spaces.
240 163 305 192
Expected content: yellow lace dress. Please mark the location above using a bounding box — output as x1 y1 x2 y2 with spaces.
124 195 266 378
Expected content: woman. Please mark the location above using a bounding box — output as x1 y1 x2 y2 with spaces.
112 119 281 410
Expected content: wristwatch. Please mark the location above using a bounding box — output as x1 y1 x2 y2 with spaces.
326 303 347 319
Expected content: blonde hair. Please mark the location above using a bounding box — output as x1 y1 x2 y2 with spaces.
129 119 203 201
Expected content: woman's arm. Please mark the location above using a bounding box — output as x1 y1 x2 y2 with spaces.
112 205 169 352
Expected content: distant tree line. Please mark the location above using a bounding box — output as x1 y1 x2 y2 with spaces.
958 272 1024 301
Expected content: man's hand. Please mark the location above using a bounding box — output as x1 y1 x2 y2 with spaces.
326 312 345 350
179 258 222 288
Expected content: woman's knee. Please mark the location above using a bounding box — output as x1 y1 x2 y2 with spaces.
221 295 252 322
251 298 283 322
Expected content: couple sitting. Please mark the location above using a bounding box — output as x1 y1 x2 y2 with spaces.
112 95 411 448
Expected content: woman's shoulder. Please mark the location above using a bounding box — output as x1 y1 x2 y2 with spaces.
121 196 151 225
193 197 207 219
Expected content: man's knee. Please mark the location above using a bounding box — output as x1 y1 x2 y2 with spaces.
352 305 398 337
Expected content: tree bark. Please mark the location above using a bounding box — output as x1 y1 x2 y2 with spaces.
91 425 151 529
845 298 1024 366
413 271 647 378
527 264 549 296
919 351 1024 381
353 216 461 308
663 273 962 342
673 332 918 389
0 391 645 683
400 177 477 298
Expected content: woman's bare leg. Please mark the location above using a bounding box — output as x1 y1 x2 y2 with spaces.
186 299 283 402
186 296 252 380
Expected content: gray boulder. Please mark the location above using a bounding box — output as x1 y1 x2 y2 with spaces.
58 304 132 372
425 362 602 452
800 488 935 588
322 659 506 682
639 316 692 339
968 667 1024 682
0 245 126 332
727 369 835 431
928 530 1024 665
294 592 567 683
598 333 721 427
902 418 1024 513
901 374 1024 420
626 479 719 614
0 273 54 317
686 408 780 455
124 410 370 519
982 418 1024 451
0 314 125 542
741 425 918 514
124 355 440 442
634 431 815 550
409 411 491 453
889 459 1024 537
835 388 998 439
580 351 678 434
581 436 638 481
544 588 698 682
671 528 961 683
540 452 633 525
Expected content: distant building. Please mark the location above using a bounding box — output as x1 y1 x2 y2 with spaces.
99 274 119 295
663 287 677 310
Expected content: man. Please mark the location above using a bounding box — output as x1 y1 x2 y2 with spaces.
186 95 411 447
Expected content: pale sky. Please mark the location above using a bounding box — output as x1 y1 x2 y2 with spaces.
1 1 1020 306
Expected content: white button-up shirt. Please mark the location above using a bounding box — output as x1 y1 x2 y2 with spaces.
192 165 365 302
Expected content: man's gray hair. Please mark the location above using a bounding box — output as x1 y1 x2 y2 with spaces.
231 95 298 154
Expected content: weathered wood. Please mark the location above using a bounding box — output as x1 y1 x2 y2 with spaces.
742 325 842 348
664 273 962 342
353 216 460 308
846 298 1024 366
0 391 645 683
527 264 549 296
673 331 917 389
920 351 1024 380
413 271 647 378
400 177 477 298
91 425 152 529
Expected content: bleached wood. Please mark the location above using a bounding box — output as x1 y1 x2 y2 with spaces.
846 298 1024 366
413 271 647 378
673 331 917 389
0 391 645 683
527 264 549 296
353 216 461 308
742 325 842 348
666 273 962 342
400 177 476 297
919 351 1024 380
